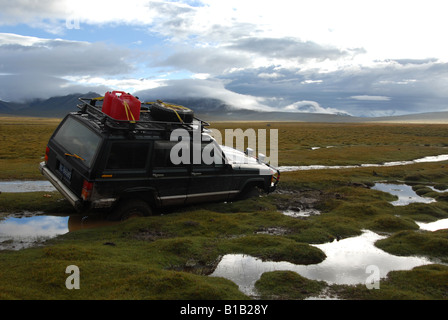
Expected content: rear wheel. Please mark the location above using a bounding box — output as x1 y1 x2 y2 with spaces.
108 199 152 221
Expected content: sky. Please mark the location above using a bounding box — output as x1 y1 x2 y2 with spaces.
0 0 447 117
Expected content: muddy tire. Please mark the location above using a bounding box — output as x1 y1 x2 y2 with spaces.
238 185 261 200
108 199 152 221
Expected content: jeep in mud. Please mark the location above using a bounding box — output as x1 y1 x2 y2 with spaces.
39 94 280 220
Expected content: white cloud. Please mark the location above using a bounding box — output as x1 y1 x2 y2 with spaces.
0 0 156 32
191 73 210 80
350 95 391 101
134 78 275 111
0 33 51 46
2 0 448 62
301 80 322 84
153 47 252 74
258 73 282 79
284 101 350 115
1 0 448 117
0 34 134 76
0 74 108 102
0 33 137 101
61 76 163 94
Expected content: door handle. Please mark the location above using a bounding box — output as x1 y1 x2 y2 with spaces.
152 173 164 178
191 172 202 176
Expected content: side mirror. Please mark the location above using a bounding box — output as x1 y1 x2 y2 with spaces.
245 148 254 157
258 153 266 163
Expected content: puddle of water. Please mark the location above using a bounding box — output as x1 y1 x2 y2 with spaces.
417 218 448 231
278 154 448 172
0 214 69 250
255 227 290 236
0 213 120 250
428 186 448 193
371 183 436 206
0 180 56 193
209 230 432 296
282 209 321 218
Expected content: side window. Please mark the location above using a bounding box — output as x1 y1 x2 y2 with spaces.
106 142 149 170
153 141 179 168
193 141 225 168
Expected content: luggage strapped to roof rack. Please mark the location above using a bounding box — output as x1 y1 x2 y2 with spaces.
77 97 209 134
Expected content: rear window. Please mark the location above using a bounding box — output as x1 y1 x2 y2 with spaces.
53 117 101 167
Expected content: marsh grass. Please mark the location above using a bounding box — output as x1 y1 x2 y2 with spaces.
210 122 448 166
1 116 448 299
330 264 448 300
0 192 74 216
0 116 58 179
254 271 326 300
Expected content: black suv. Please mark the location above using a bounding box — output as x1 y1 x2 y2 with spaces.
39 97 280 220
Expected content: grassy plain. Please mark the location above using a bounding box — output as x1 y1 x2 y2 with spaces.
1 115 448 300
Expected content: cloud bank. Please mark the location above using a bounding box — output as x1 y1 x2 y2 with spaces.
0 0 447 116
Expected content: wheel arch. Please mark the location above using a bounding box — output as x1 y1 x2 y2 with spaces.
115 187 159 209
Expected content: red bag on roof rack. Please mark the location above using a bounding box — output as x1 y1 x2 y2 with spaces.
102 91 141 122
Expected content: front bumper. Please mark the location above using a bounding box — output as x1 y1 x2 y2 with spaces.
269 166 280 193
39 162 82 210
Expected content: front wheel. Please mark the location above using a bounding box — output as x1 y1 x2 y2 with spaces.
238 185 261 200
108 199 152 221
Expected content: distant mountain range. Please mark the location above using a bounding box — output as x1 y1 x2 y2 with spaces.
0 92 101 118
1 92 447 123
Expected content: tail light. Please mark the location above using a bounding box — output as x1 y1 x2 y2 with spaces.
81 180 94 201
45 146 50 163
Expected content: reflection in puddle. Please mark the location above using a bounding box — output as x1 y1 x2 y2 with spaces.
210 230 432 296
417 218 448 231
278 154 448 172
371 183 436 206
67 214 120 232
0 213 120 250
0 215 69 250
0 180 56 193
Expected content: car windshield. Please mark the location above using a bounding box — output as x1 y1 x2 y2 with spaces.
220 145 258 164
53 117 101 167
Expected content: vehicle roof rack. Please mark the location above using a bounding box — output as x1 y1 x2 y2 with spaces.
76 97 210 134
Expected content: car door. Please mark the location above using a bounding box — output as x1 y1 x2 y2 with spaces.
186 140 234 204
151 140 190 206
95 139 151 199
